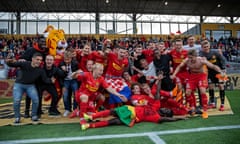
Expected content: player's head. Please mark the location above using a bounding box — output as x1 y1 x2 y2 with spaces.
158 108 173 117
93 63 104 77
175 39 183 50
187 35 195 46
201 40 210 52
34 36 47 53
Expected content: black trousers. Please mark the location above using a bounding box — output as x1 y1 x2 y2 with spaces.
25 84 59 115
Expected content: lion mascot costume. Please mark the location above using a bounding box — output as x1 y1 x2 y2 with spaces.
44 25 68 57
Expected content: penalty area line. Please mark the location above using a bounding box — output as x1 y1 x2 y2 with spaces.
0 125 240 144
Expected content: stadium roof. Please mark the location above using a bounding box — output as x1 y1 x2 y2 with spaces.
0 0 240 17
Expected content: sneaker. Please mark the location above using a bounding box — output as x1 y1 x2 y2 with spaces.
81 123 90 130
202 111 208 119
188 109 195 116
219 105 225 111
208 103 216 109
32 116 39 122
80 118 87 125
63 110 70 117
55 109 61 115
83 113 92 121
195 108 203 115
69 109 79 118
14 118 20 124
24 111 30 118
49 111 61 117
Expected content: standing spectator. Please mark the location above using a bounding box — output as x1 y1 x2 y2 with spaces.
18 37 49 118
59 51 79 117
6 52 55 124
41 55 66 116
17 37 48 118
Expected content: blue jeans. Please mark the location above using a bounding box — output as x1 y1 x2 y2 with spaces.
63 79 78 111
13 83 39 118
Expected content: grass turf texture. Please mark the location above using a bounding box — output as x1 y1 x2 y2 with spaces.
0 90 239 144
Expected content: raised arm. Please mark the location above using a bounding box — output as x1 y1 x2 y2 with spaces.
171 58 187 79
202 58 222 73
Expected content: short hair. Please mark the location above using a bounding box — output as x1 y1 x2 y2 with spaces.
64 51 72 58
130 82 141 90
175 39 183 43
137 76 147 84
187 35 194 39
117 45 127 50
154 49 160 54
135 44 143 49
32 52 43 58
92 63 104 70
188 49 198 57
46 54 54 59
159 108 173 117
158 41 165 45
201 39 210 46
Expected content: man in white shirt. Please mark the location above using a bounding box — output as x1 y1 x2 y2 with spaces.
183 35 201 54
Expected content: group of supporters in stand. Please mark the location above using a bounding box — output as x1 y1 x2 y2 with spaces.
5 35 227 130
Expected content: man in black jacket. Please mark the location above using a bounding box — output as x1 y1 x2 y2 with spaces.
6 52 55 124
18 37 49 118
40 54 65 116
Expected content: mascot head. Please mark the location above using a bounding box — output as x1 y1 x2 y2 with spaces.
44 25 68 56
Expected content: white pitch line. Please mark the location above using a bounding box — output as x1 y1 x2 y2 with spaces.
147 133 166 144
1 125 240 144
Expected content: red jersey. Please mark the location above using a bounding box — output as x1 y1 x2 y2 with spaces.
131 94 160 110
135 106 161 123
77 72 109 98
76 50 93 72
54 54 64 67
142 49 154 63
90 51 106 65
105 52 128 77
170 49 188 71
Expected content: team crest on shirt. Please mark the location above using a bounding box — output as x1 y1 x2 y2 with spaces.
209 55 217 63
86 84 98 92
112 62 122 70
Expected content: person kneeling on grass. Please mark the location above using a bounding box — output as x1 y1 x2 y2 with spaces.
81 105 186 130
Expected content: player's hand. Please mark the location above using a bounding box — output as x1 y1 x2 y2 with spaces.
119 94 128 102
18 59 26 62
51 77 56 83
170 75 175 79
